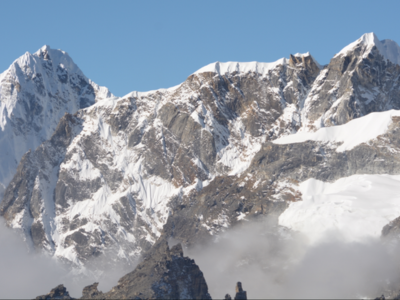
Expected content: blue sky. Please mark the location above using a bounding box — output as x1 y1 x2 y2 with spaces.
1 0 400 97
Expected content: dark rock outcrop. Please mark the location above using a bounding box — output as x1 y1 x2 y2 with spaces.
382 216 400 239
35 284 73 300
81 283 104 299
35 242 211 299
223 282 247 300
234 282 247 300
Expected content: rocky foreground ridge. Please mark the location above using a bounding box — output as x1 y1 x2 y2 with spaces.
35 242 215 299
35 242 250 299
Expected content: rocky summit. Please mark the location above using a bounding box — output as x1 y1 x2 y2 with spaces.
2 32 400 298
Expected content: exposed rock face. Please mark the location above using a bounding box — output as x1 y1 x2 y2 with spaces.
301 33 400 130
3 33 400 269
0 113 83 253
161 115 400 245
35 284 73 300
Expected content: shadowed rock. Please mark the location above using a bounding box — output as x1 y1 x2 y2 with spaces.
93 241 211 299
35 284 73 299
35 242 211 299
234 282 247 300
223 282 248 300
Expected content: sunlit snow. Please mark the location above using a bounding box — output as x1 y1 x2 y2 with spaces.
274 109 400 152
279 174 400 244
336 32 400 66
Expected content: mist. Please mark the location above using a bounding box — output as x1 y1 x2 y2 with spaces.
187 217 400 299
0 220 133 299
2 215 399 299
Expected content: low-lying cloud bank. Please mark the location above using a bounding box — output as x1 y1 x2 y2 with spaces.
1 215 400 299
188 217 400 299
0 220 132 299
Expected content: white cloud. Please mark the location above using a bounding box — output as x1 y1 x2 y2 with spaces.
188 217 400 299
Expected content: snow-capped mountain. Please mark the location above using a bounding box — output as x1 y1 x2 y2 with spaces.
2 33 400 270
0 48 321 266
0 46 115 198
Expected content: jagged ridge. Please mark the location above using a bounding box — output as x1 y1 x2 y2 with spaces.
2 33 400 271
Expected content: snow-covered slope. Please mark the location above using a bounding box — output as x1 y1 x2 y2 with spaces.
279 174 400 244
0 45 115 199
274 109 400 152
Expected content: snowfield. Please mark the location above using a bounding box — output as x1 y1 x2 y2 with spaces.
273 109 400 152
279 174 400 244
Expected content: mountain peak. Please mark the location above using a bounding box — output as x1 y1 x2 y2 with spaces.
359 32 380 46
336 32 400 65
336 32 379 56
38 44 51 52
31 45 83 76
